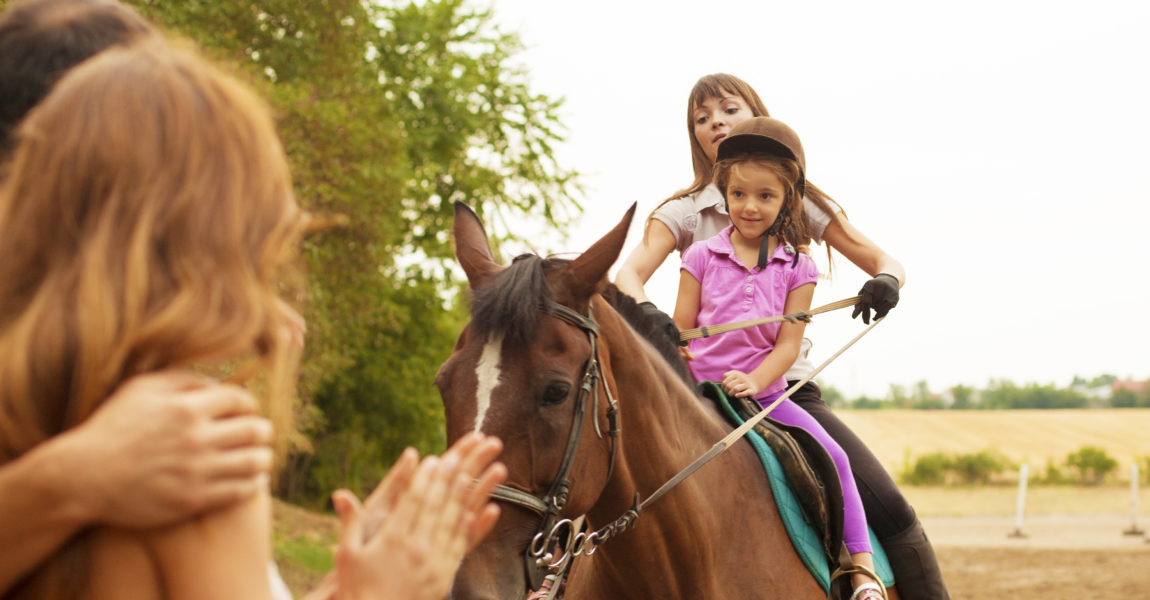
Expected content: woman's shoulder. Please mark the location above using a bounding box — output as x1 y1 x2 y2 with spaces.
141 490 273 599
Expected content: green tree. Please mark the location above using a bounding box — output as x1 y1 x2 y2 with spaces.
119 0 581 504
820 383 846 409
1111 388 1139 408
887 383 910 409
949 384 975 410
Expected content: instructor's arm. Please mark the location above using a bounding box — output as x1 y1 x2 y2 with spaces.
616 220 678 303
0 371 273 593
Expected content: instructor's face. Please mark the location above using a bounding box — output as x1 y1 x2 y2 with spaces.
692 92 754 163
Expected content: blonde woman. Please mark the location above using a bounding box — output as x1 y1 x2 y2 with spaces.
0 39 504 599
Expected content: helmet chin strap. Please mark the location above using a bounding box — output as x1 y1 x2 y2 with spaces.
727 178 804 270
754 205 790 269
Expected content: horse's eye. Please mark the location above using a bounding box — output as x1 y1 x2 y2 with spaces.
540 381 571 406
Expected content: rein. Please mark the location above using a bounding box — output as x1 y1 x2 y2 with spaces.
678 296 861 343
585 315 883 551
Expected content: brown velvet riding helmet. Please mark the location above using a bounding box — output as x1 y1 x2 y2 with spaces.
714 116 808 269
715 116 806 190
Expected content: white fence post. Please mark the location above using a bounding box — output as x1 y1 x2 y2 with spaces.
1124 463 1144 536
1008 463 1028 538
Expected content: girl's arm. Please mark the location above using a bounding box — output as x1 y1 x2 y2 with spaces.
672 269 701 361
821 215 906 285
744 282 816 393
616 221 678 303
672 269 701 332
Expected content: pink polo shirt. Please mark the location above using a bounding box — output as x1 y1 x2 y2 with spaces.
681 226 819 398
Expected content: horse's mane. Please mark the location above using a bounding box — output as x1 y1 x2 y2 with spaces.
601 284 696 389
470 253 696 389
470 253 561 345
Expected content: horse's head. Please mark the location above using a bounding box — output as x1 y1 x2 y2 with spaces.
437 201 635 599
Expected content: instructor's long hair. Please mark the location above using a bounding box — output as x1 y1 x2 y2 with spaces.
0 39 302 598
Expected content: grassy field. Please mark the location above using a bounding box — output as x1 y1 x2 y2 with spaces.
271 409 1150 596
832 408 1150 481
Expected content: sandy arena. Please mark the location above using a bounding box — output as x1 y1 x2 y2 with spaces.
925 514 1149 599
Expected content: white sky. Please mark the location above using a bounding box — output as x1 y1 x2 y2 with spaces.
487 0 1150 398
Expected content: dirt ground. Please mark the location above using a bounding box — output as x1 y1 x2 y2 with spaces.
275 499 1150 599
924 515 1150 600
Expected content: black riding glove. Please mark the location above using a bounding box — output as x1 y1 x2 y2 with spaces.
638 301 682 348
852 273 900 324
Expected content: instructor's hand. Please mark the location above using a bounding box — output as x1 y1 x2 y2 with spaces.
852 273 900 324
638 301 681 349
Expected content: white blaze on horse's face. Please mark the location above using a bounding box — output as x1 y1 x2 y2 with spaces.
472 332 504 432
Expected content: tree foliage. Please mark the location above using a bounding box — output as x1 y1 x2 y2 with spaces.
113 0 580 504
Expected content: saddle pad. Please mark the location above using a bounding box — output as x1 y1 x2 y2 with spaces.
701 381 895 591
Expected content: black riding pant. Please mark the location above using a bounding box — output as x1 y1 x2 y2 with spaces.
787 380 915 539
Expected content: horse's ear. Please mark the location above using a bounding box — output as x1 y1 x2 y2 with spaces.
563 203 636 302
452 201 501 289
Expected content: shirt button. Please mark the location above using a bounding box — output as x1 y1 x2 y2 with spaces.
746 276 753 282
745 286 753 294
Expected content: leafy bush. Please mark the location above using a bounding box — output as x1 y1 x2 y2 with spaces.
1036 460 1068 485
951 449 1011 484
901 448 1011 485
900 452 952 485
1064 446 1118 485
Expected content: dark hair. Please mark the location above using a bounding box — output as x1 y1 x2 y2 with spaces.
0 0 153 156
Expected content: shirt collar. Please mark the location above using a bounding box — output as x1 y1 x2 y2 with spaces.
705 225 796 265
695 183 728 215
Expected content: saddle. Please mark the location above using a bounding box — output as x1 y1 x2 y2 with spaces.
699 382 894 599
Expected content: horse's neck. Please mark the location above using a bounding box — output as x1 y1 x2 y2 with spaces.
580 322 781 595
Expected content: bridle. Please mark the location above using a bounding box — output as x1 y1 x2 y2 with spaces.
487 300 620 592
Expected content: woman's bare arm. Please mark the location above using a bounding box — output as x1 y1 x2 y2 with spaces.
0 372 272 595
615 221 678 303
821 215 906 285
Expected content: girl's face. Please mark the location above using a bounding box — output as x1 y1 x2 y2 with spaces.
692 92 754 164
725 162 786 241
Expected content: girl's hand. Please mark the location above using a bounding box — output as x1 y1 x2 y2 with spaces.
721 370 762 398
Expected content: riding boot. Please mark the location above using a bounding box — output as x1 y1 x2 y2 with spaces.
881 517 950 600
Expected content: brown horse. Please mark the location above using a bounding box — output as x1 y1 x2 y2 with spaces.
437 201 826 599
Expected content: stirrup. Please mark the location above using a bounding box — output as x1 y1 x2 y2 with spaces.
828 563 888 600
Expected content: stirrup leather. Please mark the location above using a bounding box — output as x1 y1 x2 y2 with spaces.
828 562 888 600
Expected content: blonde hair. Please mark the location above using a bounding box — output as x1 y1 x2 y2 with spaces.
648 73 843 267
0 39 301 596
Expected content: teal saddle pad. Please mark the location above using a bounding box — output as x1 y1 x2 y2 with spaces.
701 381 895 592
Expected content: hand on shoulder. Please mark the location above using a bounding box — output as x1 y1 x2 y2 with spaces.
67 370 273 528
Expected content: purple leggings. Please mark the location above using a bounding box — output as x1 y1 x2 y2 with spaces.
757 391 872 554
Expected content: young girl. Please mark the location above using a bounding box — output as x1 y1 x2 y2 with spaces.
619 73 947 600
673 117 885 600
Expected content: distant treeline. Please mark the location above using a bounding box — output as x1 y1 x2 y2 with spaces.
823 374 1150 410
